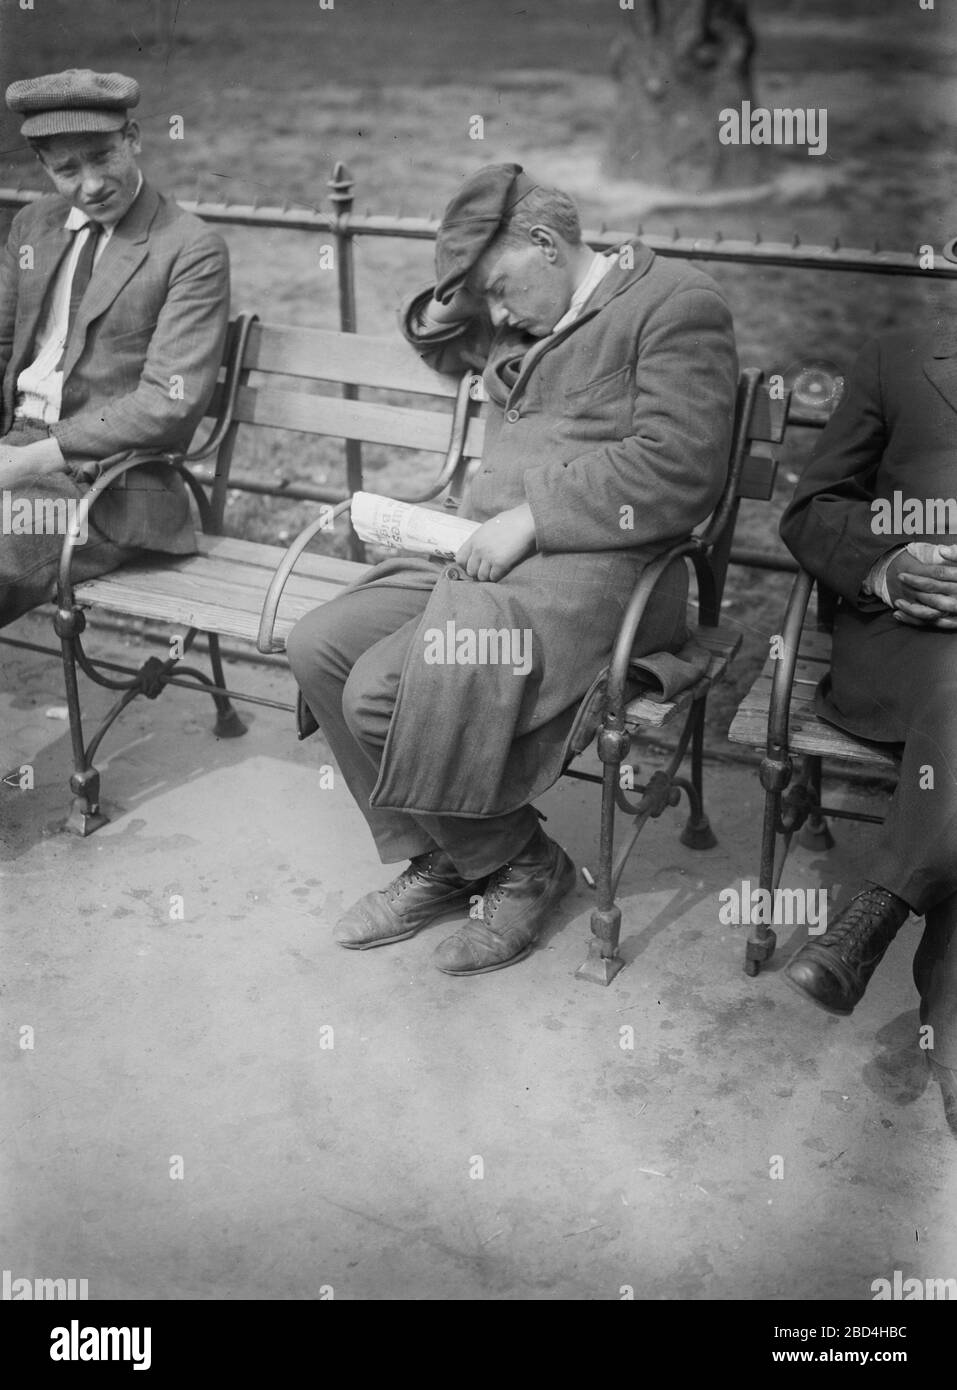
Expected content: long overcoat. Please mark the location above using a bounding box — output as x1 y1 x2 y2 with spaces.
354 242 738 817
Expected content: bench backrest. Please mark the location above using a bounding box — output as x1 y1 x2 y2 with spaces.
198 316 817 600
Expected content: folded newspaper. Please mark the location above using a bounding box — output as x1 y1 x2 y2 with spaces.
350 491 480 559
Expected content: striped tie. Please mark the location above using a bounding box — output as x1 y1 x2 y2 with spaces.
56 222 101 371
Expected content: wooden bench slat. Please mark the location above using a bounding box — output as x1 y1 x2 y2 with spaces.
230 383 486 458
194 533 370 586
749 387 789 444
74 553 359 647
142 553 359 608
72 582 318 646
244 322 461 398
625 623 741 729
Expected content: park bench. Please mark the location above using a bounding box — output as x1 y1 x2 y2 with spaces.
17 311 790 983
727 414 900 978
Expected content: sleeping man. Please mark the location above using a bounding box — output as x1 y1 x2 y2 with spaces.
287 164 738 976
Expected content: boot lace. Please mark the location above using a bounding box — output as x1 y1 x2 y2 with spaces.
480 864 513 921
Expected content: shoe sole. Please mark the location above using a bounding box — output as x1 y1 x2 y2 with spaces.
337 889 475 950
436 853 576 976
783 967 854 1017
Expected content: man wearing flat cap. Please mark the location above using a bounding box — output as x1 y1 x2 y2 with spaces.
0 68 230 625
289 164 738 975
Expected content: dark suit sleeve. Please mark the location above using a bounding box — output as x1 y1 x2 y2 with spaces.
524 285 738 553
779 337 891 607
50 228 230 462
0 210 22 433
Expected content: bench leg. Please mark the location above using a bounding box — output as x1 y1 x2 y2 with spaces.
744 782 781 975
679 697 717 850
795 755 834 851
206 632 247 738
575 751 627 987
56 610 109 837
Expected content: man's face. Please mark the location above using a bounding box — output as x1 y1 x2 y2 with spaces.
471 233 576 338
37 124 142 226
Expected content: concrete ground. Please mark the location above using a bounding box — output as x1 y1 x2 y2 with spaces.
1 608 955 1302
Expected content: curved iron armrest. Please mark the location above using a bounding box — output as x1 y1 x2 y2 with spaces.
765 566 815 770
380 368 475 506
256 369 475 654
603 537 711 723
257 498 353 653
56 453 193 613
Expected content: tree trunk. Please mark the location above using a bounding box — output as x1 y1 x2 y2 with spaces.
605 0 765 191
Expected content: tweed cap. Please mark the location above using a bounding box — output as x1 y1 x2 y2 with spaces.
434 163 539 304
6 69 140 138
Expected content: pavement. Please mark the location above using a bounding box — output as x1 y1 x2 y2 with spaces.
1 607 955 1302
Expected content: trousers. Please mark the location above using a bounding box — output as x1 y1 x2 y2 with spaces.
823 605 957 1065
286 557 686 882
0 421 137 629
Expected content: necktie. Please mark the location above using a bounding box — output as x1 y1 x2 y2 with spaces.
56 222 101 371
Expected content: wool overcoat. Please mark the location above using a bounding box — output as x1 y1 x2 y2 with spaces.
355 242 738 816
0 181 230 552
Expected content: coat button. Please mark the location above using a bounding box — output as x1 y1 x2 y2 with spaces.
445 565 463 580
505 407 520 423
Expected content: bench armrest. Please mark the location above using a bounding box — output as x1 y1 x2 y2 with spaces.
604 537 706 722
766 567 815 769
256 498 354 653
56 452 193 612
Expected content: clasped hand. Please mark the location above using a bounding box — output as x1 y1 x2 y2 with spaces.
887 544 957 629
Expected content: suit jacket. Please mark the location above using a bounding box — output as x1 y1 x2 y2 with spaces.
781 326 957 606
343 244 738 817
780 325 957 742
0 181 230 552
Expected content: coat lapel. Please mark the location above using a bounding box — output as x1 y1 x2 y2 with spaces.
61 182 159 381
505 240 655 401
923 327 957 416
10 202 74 381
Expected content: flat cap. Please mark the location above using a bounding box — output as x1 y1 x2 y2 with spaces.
434 163 539 304
6 69 140 138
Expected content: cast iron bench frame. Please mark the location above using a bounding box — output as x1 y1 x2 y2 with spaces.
34 312 788 983
728 419 900 977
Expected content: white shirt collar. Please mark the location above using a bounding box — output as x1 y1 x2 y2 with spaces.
550 251 615 336
63 170 144 236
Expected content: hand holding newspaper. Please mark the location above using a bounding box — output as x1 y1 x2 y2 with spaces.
351 491 480 559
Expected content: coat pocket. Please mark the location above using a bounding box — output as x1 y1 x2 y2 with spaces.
562 362 633 402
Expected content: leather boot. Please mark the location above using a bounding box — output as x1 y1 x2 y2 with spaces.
432 826 576 975
928 1058 957 1139
336 849 480 949
784 885 910 1015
